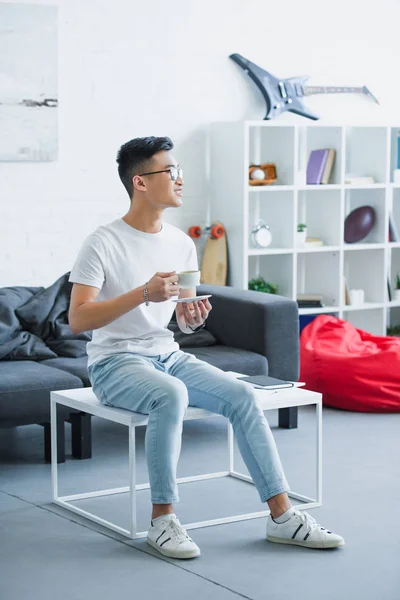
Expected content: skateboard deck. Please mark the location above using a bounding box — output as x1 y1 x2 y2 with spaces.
189 222 227 286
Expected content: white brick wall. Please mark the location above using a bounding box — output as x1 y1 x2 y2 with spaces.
1 0 400 286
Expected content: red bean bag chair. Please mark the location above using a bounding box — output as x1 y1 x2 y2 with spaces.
300 315 400 412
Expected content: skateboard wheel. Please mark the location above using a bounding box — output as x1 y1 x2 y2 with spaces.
188 226 202 238
210 224 225 239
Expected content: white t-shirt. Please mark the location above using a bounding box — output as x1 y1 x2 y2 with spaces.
69 218 198 367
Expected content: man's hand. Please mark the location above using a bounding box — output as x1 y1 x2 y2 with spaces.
146 271 180 302
181 298 212 330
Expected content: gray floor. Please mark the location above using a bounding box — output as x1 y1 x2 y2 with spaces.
1 405 399 600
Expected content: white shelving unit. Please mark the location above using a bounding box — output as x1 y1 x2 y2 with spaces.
209 121 400 335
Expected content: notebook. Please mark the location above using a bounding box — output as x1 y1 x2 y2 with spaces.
237 375 294 390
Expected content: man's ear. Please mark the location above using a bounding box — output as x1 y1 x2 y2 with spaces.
133 175 146 193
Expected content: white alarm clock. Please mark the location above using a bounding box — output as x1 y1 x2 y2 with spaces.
251 221 272 248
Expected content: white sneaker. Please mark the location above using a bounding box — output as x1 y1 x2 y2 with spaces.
267 510 345 549
147 514 201 559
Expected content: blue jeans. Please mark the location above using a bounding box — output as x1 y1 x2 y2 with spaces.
88 350 290 505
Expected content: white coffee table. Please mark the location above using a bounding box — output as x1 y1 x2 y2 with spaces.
51 372 322 539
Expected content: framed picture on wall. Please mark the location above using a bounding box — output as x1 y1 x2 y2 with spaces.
0 3 58 161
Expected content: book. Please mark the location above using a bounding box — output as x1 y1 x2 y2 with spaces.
388 213 399 242
306 149 329 184
344 175 375 185
297 300 323 308
320 149 336 184
237 375 294 390
304 237 323 247
297 294 323 301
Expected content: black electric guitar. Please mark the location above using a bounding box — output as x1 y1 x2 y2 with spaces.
230 53 379 121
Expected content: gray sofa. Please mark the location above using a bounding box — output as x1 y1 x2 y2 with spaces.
0 274 300 463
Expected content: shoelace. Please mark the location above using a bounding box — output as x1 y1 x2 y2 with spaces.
295 511 331 534
164 518 192 544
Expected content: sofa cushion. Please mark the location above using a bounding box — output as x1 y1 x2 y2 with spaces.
41 356 90 387
15 273 91 358
167 316 218 348
184 346 268 375
0 361 84 427
0 286 57 361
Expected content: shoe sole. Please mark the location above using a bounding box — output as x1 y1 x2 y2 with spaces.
147 538 201 559
267 536 345 549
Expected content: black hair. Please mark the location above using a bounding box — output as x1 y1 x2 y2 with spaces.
116 136 174 199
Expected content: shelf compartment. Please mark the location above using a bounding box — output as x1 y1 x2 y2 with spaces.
248 253 293 298
344 248 385 303
342 308 384 336
344 126 388 184
248 126 295 185
296 251 340 307
248 190 294 250
344 188 386 244
298 189 341 247
298 126 343 186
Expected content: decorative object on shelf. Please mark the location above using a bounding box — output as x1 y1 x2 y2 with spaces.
344 205 376 243
394 275 400 302
297 294 324 308
248 277 278 294
296 223 307 247
249 168 265 181
388 213 399 242
0 3 58 161
251 220 272 248
229 53 379 121
248 163 277 186
344 175 376 185
349 289 365 306
188 222 227 286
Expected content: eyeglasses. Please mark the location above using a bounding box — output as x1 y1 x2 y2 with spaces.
138 166 183 182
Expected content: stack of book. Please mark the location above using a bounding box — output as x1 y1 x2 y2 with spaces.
297 294 324 308
344 175 375 185
304 237 324 247
306 148 336 185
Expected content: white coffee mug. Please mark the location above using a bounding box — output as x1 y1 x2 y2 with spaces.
177 270 201 289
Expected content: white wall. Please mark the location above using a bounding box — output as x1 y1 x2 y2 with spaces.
1 0 400 286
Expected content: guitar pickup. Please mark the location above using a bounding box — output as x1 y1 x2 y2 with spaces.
278 81 288 98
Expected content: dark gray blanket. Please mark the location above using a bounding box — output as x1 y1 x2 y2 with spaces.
0 273 217 361
0 273 90 360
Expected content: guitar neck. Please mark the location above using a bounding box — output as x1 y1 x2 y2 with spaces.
303 86 365 96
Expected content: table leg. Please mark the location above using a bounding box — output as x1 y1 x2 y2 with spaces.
70 412 92 459
129 424 137 539
316 400 323 505
278 406 298 429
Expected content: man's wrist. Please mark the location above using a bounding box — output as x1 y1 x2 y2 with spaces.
143 282 150 306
